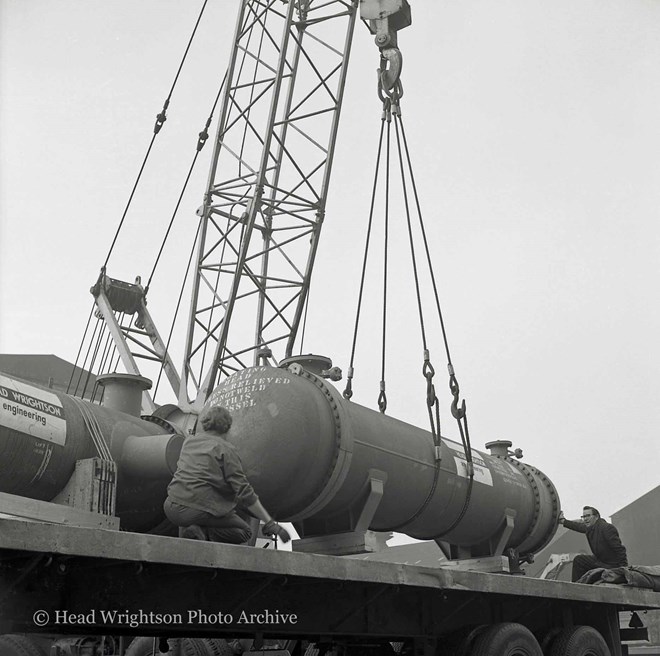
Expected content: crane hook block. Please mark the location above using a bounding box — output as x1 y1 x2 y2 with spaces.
360 0 412 29
361 0 412 49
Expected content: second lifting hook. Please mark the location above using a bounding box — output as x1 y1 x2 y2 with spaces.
449 374 466 420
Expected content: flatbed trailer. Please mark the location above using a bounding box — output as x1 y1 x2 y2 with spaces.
1 518 659 656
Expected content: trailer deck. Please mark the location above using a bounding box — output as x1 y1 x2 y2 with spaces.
1 517 659 643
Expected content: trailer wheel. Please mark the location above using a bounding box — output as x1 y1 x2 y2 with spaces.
470 623 543 656
0 635 47 656
126 637 235 656
549 626 610 656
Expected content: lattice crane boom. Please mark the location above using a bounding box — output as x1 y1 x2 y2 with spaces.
82 1 410 413
180 0 363 410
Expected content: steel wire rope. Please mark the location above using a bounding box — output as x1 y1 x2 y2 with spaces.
396 118 468 417
70 397 112 461
109 346 123 384
152 218 202 403
72 328 96 398
67 304 96 395
144 71 228 295
79 317 112 402
69 0 209 403
377 108 392 414
342 109 388 401
97 318 119 377
101 0 210 270
71 312 105 399
436 438 475 538
397 116 469 419
381 109 444 532
100 25 226 405
89 319 120 404
392 112 442 439
395 112 475 539
97 346 125 408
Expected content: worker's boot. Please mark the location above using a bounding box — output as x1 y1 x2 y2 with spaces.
179 524 208 541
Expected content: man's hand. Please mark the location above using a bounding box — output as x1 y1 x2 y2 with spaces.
262 520 291 543
558 511 565 525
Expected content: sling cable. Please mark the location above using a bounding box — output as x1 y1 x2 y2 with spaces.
68 0 219 406
342 47 474 535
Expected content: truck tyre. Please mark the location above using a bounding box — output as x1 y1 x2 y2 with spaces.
0 635 47 656
549 626 610 656
470 623 543 656
126 637 234 656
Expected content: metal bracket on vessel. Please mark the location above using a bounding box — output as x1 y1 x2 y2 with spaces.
293 469 388 556
434 509 522 573
492 508 517 556
1 458 119 530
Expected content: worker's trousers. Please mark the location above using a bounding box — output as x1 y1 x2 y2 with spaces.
572 554 625 582
164 498 253 544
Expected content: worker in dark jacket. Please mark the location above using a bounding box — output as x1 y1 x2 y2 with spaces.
558 506 627 582
164 406 290 545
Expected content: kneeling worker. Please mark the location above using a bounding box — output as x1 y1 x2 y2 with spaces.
558 506 627 582
164 406 290 544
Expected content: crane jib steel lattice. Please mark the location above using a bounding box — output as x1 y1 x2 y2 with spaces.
80 1 412 413
181 0 361 409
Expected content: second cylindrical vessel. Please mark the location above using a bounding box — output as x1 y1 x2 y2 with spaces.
208 364 560 555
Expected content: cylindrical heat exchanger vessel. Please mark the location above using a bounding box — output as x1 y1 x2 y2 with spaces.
0 371 183 531
209 365 560 555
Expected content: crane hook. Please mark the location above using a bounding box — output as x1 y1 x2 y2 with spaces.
449 374 466 420
378 48 404 100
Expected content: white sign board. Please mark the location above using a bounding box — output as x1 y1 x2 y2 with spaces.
0 374 66 446
448 444 494 486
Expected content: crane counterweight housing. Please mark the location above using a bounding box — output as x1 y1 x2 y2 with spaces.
208 364 561 556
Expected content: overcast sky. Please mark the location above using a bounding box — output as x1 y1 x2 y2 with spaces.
2 1 660 536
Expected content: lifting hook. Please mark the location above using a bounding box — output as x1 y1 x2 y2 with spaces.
362 0 410 103
449 373 466 420
378 47 403 97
